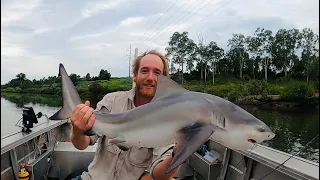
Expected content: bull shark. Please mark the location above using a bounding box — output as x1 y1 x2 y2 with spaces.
49 63 275 173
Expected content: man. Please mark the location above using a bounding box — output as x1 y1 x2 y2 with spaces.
70 50 180 180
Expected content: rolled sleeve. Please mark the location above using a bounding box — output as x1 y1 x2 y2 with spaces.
89 135 99 145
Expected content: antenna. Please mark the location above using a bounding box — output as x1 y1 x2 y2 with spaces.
132 47 138 88
129 44 131 77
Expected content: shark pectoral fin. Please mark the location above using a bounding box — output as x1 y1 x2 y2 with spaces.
166 123 215 174
83 129 96 136
49 106 71 120
108 136 126 145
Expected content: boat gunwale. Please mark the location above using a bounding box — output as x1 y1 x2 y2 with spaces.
1 120 68 155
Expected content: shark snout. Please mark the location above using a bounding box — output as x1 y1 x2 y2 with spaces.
266 132 276 140
253 129 275 143
256 124 275 139
262 125 275 140
246 125 275 145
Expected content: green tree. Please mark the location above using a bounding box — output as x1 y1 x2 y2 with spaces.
69 74 80 85
206 41 224 85
85 73 91 81
247 28 274 80
227 33 248 79
16 73 26 87
98 69 111 80
271 29 301 77
166 31 196 83
299 28 319 81
195 33 209 81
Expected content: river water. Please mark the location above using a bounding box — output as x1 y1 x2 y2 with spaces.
1 93 319 163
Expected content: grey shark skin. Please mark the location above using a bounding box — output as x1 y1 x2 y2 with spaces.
49 63 276 173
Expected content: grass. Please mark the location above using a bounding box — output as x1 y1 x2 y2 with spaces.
1 76 318 102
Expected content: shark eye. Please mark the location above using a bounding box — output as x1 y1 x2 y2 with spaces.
258 126 265 132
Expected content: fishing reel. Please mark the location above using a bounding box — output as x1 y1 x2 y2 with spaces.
17 107 42 133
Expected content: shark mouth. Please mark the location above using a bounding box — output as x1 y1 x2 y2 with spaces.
248 139 257 144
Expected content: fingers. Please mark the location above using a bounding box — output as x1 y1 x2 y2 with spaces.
70 100 95 134
72 105 89 132
85 113 96 130
81 107 94 126
71 100 90 122
85 100 90 107
71 104 85 124
76 105 89 122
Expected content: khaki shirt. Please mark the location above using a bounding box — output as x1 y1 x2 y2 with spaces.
80 88 174 180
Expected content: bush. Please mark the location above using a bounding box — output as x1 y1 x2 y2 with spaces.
183 84 205 92
281 82 315 99
268 84 284 95
276 76 293 83
227 84 249 101
206 85 230 97
88 82 108 96
314 81 319 92
246 80 269 96
77 87 88 95
204 84 249 101
243 74 251 81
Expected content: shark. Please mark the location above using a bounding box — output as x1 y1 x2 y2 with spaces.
49 63 275 173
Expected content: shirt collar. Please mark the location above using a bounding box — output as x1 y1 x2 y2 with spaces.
127 87 136 102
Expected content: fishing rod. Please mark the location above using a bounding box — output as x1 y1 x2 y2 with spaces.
225 133 319 180
259 133 319 180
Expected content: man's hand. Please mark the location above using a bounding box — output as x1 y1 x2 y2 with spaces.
150 145 180 180
70 100 96 150
70 100 96 135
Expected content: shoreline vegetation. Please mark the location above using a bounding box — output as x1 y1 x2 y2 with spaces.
1 76 318 109
1 27 319 109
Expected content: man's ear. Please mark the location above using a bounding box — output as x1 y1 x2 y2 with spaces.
132 73 137 83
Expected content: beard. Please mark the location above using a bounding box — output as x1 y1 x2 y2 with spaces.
136 81 156 97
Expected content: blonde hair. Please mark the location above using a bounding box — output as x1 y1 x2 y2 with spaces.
132 49 170 77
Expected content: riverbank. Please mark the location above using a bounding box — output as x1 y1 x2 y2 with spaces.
235 94 319 109
1 77 318 109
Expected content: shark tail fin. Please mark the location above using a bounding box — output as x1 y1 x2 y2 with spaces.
49 63 82 120
49 106 72 120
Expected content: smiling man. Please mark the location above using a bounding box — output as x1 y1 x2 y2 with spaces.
70 50 180 180
131 50 169 106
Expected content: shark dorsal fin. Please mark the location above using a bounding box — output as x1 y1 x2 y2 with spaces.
151 75 188 101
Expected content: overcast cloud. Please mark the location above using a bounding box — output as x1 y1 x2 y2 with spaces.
1 0 319 84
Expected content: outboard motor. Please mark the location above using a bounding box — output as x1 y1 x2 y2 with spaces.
21 107 42 133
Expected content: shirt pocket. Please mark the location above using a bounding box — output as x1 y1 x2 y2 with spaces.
127 147 153 168
99 137 121 161
102 140 121 156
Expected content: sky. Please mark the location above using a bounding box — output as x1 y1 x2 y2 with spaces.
1 0 319 84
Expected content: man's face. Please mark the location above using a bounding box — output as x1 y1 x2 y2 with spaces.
133 54 164 98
